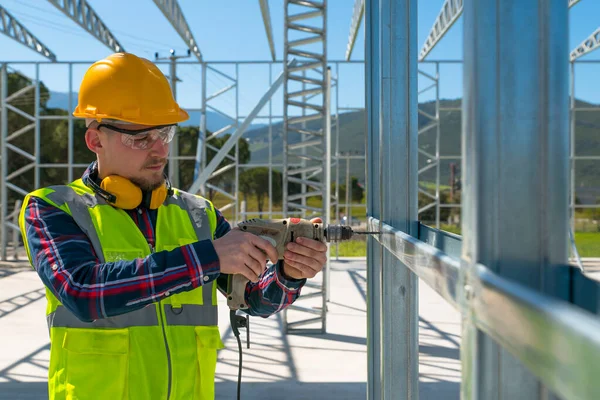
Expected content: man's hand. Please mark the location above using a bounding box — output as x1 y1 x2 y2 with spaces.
282 218 328 280
213 229 279 282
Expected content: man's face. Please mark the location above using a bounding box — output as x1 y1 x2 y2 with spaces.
86 122 171 191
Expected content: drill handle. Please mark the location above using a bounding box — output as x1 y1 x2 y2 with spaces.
227 274 249 310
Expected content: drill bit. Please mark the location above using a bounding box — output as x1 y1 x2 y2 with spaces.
324 225 382 242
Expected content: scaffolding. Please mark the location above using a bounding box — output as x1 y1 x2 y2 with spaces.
282 0 330 334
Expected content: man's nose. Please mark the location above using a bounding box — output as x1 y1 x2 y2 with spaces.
150 137 169 157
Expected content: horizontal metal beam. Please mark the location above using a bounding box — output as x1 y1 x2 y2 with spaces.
46 0 124 53
0 6 56 61
152 0 203 62
370 217 600 400
259 0 276 61
368 218 460 309
570 27 600 61
345 0 364 61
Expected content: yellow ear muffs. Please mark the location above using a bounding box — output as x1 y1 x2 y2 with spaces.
100 175 142 210
99 175 168 210
149 184 168 209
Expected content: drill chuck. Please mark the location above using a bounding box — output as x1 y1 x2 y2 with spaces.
324 225 355 242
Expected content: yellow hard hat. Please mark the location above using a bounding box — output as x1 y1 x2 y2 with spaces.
73 52 189 125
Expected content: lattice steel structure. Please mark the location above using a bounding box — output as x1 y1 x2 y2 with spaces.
46 0 125 53
0 5 56 61
0 66 43 260
282 0 329 334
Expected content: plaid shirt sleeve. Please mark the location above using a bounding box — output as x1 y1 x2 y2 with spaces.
22 195 221 322
213 209 307 317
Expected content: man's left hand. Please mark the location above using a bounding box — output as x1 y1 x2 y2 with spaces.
282 218 328 280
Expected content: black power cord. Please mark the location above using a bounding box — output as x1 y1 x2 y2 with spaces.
229 310 250 400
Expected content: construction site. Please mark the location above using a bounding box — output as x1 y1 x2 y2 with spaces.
1 0 600 399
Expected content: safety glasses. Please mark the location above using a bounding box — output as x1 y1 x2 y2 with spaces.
97 123 177 150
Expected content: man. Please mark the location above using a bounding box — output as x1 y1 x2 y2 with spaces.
18 52 327 400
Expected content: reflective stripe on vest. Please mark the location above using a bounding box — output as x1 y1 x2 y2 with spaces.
46 187 106 263
48 297 217 328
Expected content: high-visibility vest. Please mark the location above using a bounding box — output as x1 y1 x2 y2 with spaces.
19 179 225 400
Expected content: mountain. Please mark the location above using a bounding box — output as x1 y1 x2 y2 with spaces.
245 98 600 204
46 91 266 133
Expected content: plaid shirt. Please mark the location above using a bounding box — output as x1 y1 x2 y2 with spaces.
21 164 305 322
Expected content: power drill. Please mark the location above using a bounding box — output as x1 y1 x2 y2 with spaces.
226 217 380 310
225 217 379 400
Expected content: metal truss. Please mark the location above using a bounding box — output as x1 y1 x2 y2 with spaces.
283 0 329 334
570 27 600 61
419 0 463 62
259 0 276 61
0 6 56 61
0 66 40 260
152 0 203 62
46 0 124 53
417 67 441 228
420 0 581 62
345 0 364 61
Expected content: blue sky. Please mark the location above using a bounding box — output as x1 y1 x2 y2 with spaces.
1 0 599 117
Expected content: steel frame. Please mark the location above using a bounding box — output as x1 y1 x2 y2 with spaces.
282 0 329 334
570 27 600 61
259 0 277 61
419 0 583 62
0 6 56 61
345 0 364 61
46 0 124 53
152 0 203 62
0 65 42 261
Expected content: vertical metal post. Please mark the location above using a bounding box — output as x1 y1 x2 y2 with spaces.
367 0 419 398
381 0 419 398
345 156 351 225
570 62 576 235
0 64 7 261
282 3 289 220
195 63 207 195
435 62 441 229
334 64 341 260
235 64 240 223
268 63 273 216
169 57 179 188
462 0 569 399
68 63 74 183
34 64 40 189
365 0 382 397
324 66 332 313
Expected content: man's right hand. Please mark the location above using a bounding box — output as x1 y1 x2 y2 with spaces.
212 229 279 282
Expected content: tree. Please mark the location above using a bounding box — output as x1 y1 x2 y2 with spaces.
239 168 282 217
334 176 365 204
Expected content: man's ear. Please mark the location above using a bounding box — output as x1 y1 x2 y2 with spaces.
85 128 103 154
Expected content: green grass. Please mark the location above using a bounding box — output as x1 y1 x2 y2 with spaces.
440 224 461 235
330 240 367 257
574 232 600 257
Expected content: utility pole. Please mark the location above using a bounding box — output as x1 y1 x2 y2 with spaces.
155 49 191 188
